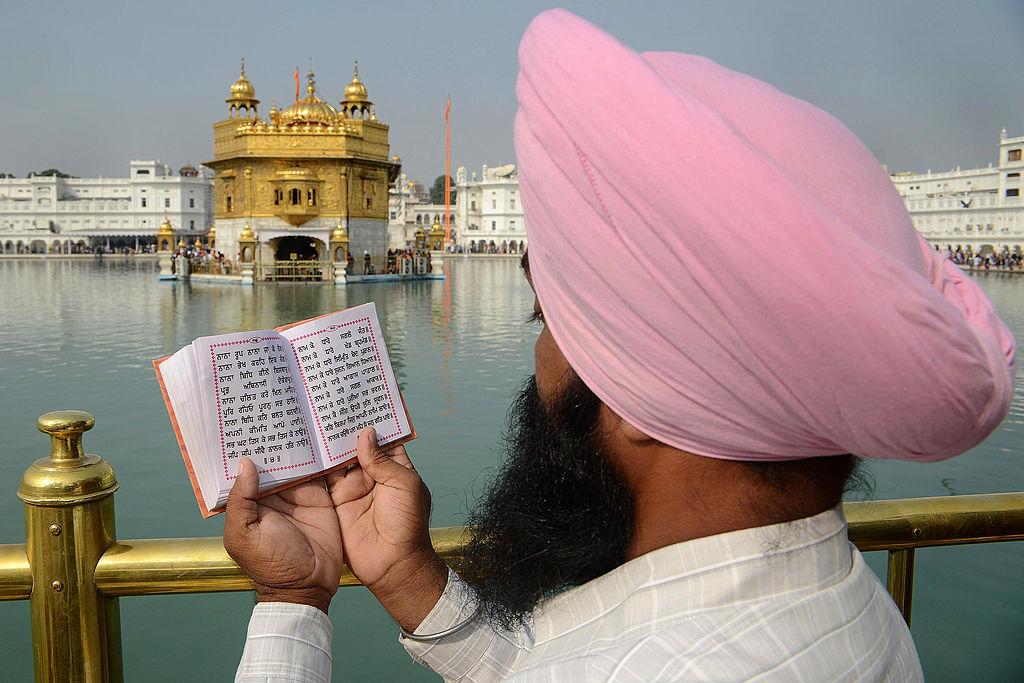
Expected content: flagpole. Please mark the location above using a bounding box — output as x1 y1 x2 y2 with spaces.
444 94 451 246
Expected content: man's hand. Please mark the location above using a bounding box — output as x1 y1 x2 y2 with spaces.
224 458 344 614
327 428 448 631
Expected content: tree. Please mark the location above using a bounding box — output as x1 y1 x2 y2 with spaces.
27 169 72 178
429 175 455 205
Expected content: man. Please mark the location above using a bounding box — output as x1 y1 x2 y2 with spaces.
224 10 1015 681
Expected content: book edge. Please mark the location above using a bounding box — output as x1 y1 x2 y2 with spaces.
153 356 217 519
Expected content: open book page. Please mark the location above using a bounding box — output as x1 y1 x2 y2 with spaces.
193 330 324 504
281 302 413 466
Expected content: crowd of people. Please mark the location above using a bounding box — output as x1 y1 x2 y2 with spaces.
368 248 432 275
175 243 232 275
945 245 1024 270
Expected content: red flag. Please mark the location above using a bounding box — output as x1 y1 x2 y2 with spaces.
295 67 300 103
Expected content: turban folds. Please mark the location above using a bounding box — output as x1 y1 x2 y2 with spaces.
514 9 1015 462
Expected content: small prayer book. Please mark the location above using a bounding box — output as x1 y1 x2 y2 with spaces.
154 303 415 517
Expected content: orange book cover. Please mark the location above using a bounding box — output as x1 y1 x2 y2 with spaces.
154 309 416 518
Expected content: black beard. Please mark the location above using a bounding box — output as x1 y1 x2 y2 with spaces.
460 374 634 630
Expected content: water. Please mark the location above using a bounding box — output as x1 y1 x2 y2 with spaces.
0 258 1021 681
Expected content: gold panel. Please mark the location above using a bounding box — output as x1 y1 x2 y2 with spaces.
206 120 394 223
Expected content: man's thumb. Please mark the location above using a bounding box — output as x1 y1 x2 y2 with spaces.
355 427 406 482
225 457 259 527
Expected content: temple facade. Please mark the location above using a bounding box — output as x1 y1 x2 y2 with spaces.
891 128 1024 254
205 60 398 277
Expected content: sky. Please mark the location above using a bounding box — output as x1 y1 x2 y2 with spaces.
1 1 1022 184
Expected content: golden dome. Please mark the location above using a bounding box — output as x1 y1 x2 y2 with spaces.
230 75 255 99
280 71 338 127
239 223 255 239
344 61 369 102
226 58 259 104
158 215 175 238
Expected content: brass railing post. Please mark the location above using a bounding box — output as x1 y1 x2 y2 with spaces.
18 411 123 682
886 548 915 627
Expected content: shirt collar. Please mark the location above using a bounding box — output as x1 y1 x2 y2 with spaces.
532 505 852 643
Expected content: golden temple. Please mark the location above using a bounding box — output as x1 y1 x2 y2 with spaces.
204 59 399 277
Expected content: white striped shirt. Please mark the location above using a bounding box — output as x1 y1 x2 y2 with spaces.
237 506 923 681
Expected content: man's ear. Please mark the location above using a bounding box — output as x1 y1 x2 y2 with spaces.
600 404 656 445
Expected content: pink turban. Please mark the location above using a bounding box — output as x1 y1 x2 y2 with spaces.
515 9 1015 462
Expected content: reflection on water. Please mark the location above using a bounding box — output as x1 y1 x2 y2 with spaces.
0 259 1020 681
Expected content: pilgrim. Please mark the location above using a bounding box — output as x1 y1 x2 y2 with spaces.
225 9 1015 681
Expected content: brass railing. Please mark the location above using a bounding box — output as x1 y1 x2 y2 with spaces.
257 260 327 281
1 411 1022 681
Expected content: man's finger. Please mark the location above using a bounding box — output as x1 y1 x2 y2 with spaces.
326 460 373 505
383 444 415 471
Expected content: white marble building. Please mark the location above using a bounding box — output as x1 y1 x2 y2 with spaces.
388 171 449 249
891 128 1024 254
455 164 526 253
0 160 213 253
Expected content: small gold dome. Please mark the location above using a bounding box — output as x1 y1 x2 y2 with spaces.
158 217 174 234
226 58 259 105
239 223 255 239
230 75 255 99
344 61 369 101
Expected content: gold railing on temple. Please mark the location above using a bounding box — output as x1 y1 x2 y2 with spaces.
2 411 1023 681
257 259 327 281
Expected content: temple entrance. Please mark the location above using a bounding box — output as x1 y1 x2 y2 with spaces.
262 235 325 281
275 236 319 261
